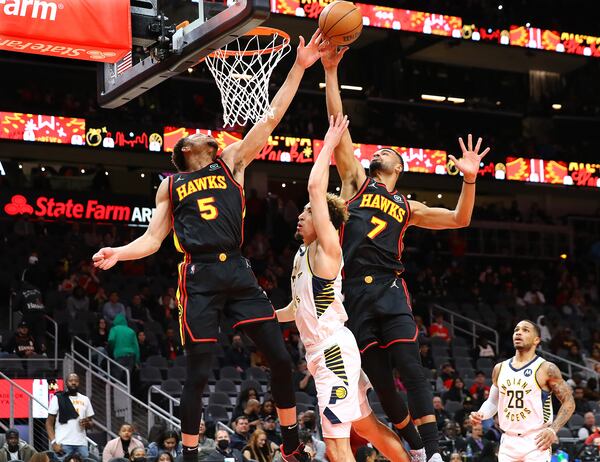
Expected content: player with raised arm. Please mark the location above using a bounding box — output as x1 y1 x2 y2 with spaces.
93 30 325 462
276 113 410 462
471 320 575 462
320 43 491 462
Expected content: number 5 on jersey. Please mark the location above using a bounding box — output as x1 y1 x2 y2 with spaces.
367 216 387 239
197 197 218 220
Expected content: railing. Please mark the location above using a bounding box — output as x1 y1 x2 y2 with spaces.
147 385 181 430
430 304 500 355
65 352 180 438
45 314 59 369
537 349 599 380
0 369 99 453
71 335 130 392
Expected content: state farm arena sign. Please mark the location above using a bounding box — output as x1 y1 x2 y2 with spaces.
2 192 155 226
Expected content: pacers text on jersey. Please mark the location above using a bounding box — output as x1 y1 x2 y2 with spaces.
175 175 228 201
500 377 534 422
358 193 407 223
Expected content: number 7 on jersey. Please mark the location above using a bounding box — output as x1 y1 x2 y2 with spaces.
367 216 387 239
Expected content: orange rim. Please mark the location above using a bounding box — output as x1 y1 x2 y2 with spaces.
205 26 290 59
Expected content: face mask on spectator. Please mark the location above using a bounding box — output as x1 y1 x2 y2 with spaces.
217 440 229 450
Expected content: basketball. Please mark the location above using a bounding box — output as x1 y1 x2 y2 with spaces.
318 1 363 46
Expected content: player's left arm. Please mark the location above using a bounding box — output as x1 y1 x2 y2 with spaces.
276 301 296 323
308 114 349 278
535 361 576 450
408 135 490 229
220 29 323 176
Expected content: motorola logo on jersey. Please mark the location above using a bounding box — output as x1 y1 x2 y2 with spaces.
524 369 532 377
329 386 347 404
209 163 221 171
393 194 403 203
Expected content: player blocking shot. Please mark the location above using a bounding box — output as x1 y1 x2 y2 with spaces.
93 30 326 462
320 42 491 462
276 113 411 462
471 320 575 462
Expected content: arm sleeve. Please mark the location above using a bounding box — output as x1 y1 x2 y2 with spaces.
478 384 499 419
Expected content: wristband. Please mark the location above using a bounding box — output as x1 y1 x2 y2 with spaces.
463 178 476 184
547 427 557 437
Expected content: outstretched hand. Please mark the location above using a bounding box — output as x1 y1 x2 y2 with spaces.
296 29 324 69
323 113 349 148
448 134 491 182
319 42 349 70
92 247 119 270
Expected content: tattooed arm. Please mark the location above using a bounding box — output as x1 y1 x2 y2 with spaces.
534 361 575 450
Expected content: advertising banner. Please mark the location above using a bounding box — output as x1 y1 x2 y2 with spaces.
0 378 63 418
0 111 85 145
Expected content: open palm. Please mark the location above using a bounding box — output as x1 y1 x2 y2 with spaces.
296 29 323 69
449 134 490 181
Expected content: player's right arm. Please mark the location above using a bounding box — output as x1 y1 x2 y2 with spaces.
276 301 296 323
470 362 501 424
321 43 366 199
92 178 172 270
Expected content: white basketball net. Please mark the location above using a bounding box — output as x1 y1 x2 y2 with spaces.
204 29 291 127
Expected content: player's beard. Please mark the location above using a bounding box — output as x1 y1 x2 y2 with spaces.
369 159 384 176
294 232 302 242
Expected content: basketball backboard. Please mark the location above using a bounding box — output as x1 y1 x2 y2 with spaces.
98 0 270 109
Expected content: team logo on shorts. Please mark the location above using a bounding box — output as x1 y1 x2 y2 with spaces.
329 386 348 404
524 369 532 377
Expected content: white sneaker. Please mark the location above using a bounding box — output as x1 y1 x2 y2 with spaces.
427 453 443 462
410 448 426 462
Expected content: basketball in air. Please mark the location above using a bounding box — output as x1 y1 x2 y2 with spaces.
318 1 363 46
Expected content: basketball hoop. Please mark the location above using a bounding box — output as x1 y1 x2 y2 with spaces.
204 27 291 127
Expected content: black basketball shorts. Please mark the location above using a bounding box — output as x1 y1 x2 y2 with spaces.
342 274 418 353
176 251 275 345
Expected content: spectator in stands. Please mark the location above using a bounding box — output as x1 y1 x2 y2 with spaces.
465 423 490 460
551 327 579 354
298 411 326 461
64 454 83 462
3 321 41 358
13 273 47 350
137 331 158 363
443 378 471 404
484 415 502 443
229 416 250 451
102 423 144 462
578 412 598 440
259 399 277 420
147 430 182 459
453 396 475 426
225 333 251 372
207 430 243 462
46 373 94 459
233 399 261 431
523 284 545 305
585 426 600 447
419 343 435 371
574 387 593 415
261 415 282 446
66 286 89 319
429 312 451 342
440 421 466 453
92 287 108 313
567 373 587 389
448 453 461 462
469 371 490 406
108 313 140 376
90 318 109 364
129 447 147 462
234 388 260 418
475 337 495 359
292 359 317 396
126 294 149 332
242 429 277 462
102 291 126 325
566 344 585 366
30 454 50 462
439 363 458 390
414 315 429 340
584 378 600 401
355 446 377 462
197 420 215 461
161 327 183 360
0 428 36 462
536 316 552 345
433 396 451 430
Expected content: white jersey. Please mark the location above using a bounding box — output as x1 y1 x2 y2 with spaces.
497 355 552 435
291 244 347 353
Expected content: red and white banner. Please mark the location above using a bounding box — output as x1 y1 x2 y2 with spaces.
0 0 131 63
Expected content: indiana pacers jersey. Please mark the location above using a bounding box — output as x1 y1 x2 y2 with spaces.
340 177 411 279
497 355 553 435
170 158 245 254
290 244 348 352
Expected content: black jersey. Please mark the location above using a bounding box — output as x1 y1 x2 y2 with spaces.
170 158 245 254
340 177 411 279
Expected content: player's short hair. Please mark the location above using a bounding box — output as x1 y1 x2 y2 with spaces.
521 319 541 338
172 137 188 171
326 193 349 230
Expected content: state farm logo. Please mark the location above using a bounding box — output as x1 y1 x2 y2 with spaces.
0 0 63 21
4 194 33 215
3 194 155 226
